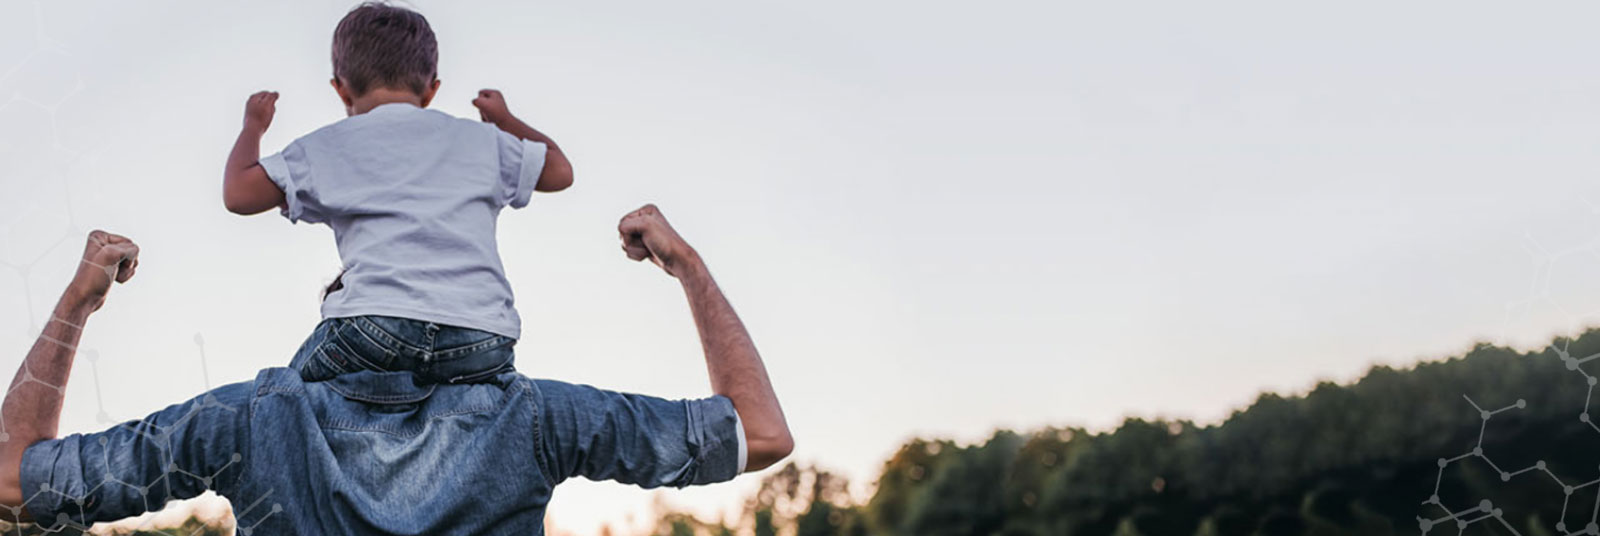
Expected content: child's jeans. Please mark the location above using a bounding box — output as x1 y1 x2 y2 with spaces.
288 315 517 384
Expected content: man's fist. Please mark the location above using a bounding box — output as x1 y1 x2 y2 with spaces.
619 204 700 279
472 89 513 124
69 231 139 312
244 91 278 133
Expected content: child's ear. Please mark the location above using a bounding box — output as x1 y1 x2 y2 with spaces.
331 78 355 116
419 79 441 108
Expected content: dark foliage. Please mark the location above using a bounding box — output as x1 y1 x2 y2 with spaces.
654 330 1600 535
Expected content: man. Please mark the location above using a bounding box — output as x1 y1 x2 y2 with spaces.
0 205 792 534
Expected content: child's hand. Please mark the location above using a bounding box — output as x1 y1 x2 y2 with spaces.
243 91 278 133
472 89 514 124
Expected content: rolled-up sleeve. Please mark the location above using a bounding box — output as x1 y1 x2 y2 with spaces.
495 131 547 209
531 380 743 489
20 381 253 529
259 140 324 224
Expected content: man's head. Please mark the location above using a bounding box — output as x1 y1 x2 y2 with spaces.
330 2 440 113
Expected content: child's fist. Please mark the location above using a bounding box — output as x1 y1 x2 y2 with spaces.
243 91 278 133
472 89 513 124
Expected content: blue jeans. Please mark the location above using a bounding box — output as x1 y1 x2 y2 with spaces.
289 315 517 384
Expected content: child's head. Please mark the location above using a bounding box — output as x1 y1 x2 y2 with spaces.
331 2 440 112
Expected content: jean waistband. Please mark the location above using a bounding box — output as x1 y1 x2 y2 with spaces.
308 316 516 385
346 315 514 361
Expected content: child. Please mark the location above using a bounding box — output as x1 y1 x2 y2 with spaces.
221 3 573 383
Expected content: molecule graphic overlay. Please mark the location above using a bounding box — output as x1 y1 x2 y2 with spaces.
1417 395 1527 535
5 325 282 534
1 2 280 532
1419 340 1600 533
1414 197 1600 536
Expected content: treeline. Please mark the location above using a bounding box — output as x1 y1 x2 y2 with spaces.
651 329 1600 536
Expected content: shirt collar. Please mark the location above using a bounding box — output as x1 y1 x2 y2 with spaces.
368 102 421 114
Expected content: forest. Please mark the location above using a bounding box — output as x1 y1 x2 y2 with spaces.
647 329 1600 536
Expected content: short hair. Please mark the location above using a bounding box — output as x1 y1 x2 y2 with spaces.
331 3 438 97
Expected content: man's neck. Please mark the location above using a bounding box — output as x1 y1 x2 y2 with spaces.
349 88 425 115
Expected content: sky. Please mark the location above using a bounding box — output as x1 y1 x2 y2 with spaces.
2 0 1600 533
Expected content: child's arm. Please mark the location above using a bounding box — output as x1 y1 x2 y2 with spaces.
472 89 574 193
222 91 287 215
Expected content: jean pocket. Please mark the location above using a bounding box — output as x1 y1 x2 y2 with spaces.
333 318 398 370
299 341 353 381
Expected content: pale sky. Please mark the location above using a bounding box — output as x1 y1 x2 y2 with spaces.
2 0 1600 534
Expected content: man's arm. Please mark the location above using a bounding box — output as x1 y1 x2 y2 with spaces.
472 89 575 193
0 231 140 518
619 205 794 471
222 91 286 215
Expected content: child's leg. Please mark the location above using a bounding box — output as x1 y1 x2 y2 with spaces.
288 319 340 378
292 316 405 381
295 316 514 383
431 335 516 384
407 321 516 384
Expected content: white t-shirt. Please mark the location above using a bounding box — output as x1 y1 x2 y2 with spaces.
260 102 547 339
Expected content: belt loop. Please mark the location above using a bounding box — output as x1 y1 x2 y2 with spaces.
424 322 440 351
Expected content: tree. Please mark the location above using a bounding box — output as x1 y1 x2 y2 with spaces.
650 329 1600 536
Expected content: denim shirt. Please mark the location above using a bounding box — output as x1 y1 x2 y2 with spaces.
19 368 744 534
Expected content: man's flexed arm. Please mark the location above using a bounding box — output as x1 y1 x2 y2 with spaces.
0 231 140 518
618 205 794 471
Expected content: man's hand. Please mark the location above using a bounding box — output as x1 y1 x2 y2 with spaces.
243 91 278 133
619 205 701 279
472 89 514 124
67 231 140 313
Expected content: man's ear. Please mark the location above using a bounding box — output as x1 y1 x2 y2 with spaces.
331 78 355 116
419 78 441 108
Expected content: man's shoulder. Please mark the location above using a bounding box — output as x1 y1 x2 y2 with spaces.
523 377 596 397
248 368 547 399
166 369 291 403
521 378 687 413
250 367 305 395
